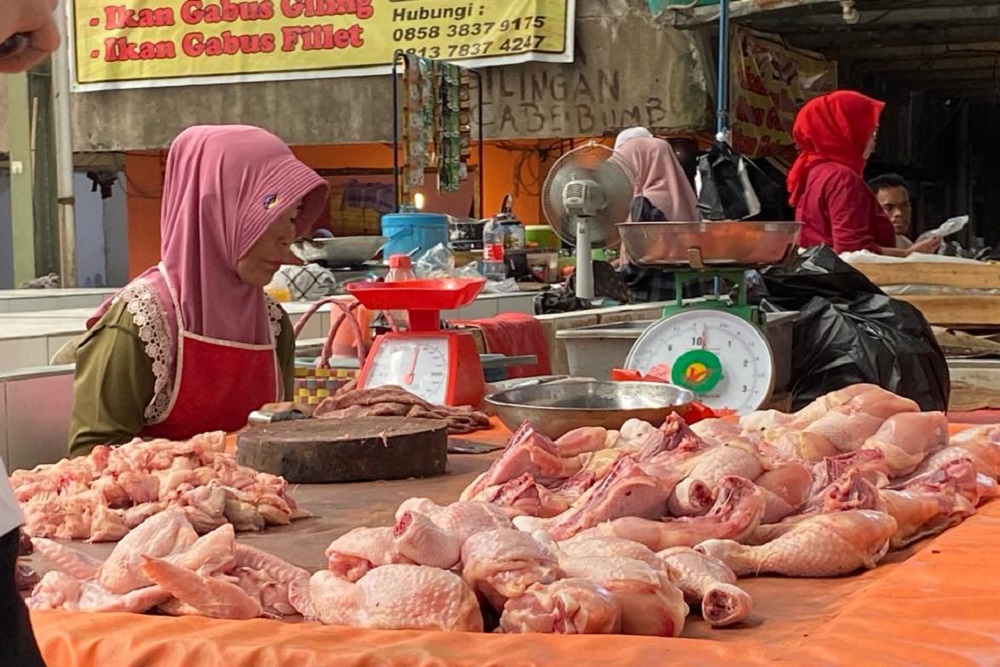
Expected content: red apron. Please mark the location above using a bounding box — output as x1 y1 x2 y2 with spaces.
140 268 279 441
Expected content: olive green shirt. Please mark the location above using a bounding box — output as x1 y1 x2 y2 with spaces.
68 299 295 458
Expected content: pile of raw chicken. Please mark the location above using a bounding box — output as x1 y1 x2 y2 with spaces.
23 384 1000 637
316 384 1000 635
10 431 307 541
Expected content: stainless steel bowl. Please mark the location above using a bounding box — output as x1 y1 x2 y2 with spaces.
617 221 801 269
292 236 388 266
486 381 695 440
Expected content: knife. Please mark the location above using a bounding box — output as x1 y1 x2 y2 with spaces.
0 34 30 60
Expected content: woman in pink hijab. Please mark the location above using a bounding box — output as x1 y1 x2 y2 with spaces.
68 125 328 456
612 136 703 302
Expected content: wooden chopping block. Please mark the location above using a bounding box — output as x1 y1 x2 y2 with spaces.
236 417 448 484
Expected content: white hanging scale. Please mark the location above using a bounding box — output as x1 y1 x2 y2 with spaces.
625 308 775 414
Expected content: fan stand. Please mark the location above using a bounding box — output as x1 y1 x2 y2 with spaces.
574 218 595 300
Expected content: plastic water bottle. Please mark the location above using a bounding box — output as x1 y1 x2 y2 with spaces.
482 217 506 281
384 254 416 329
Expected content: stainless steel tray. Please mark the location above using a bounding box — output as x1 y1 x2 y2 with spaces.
292 236 388 266
485 380 694 440
617 221 801 269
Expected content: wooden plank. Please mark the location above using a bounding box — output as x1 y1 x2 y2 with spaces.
891 295 1000 328
848 262 1000 290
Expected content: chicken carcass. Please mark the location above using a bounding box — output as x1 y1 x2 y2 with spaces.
592 476 766 551
798 386 919 454
559 556 687 637
460 528 562 611
860 412 948 477
498 579 621 635
393 500 512 569
657 547 753 628
696 509 898 577
461 423 578 500
309 565 483 632
324 527 411 581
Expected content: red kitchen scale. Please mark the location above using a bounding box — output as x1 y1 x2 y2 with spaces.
346 278 487 407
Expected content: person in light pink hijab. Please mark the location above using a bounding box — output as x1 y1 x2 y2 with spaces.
615 136 700 223
612 136 703 303
70 126 328 454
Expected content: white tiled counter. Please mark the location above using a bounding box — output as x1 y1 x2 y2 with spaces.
0 293 539 373
0 289 117 313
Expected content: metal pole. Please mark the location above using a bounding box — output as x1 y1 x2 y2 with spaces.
473 69 484 220
6 74 35 285
391 50 402 213
53 0 77 287
716 0 731 141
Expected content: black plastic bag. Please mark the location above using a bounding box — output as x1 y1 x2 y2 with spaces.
695 142 761 220
755 246 949 412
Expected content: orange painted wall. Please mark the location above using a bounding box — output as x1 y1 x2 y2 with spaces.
124 141 548 277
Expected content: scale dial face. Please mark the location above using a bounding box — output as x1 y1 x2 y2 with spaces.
364 336 450 405
625 309 775 415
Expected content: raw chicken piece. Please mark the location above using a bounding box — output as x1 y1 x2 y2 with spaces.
615 419 665 453
810 450 891 496
89 502 130 543
667 442 763 517
461 423 578 500
789 383 885 427
123 502 167 529
324 526 411 581
31 537 103 580
498 579 621 634
638 413 705 461
165 523 236 575
657 547 753 627
309 565 483 632
691 419 747 446
741 408 795 433
98 508 199 594
554 427 609 457
539 456 683 541
754 461 813 523
764 430 842 462
474 473 570 518
549 449 628 503
860 412 948 477
915 425 1000 479
557 534 663 568
140 556 262 620
801 468 882 516
26 570 170 614
800 386 919 453
593 476 766 551
559 556 688 637
696 509 898 577
231 543 313 617
460 528 562 611
880 457 980 548
393 500 512 569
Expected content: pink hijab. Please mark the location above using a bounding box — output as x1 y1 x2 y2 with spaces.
89 125 329 344
614 137 700 222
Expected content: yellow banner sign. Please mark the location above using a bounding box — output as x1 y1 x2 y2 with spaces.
730 26 837 160
69 0 575 91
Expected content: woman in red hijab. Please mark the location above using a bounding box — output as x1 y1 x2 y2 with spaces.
788 90 939 256
68 126 329 456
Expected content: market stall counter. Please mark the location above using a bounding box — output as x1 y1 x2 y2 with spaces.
25 420 1000 667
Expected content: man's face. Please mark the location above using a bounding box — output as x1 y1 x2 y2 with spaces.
876 186 912 235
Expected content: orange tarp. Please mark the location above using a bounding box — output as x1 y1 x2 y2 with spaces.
28 419 1000 666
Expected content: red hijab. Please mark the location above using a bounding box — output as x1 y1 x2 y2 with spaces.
787 91 885 207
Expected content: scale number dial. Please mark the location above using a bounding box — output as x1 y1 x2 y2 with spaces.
364 336 450 405
625 310 775 415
